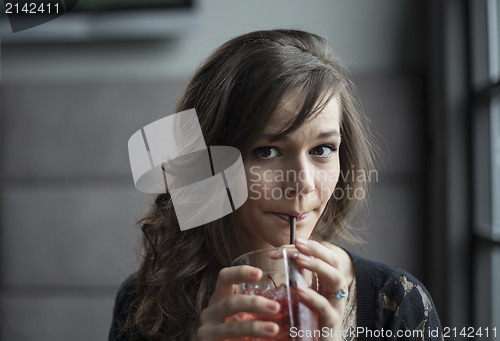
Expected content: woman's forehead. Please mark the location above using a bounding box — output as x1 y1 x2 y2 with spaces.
260 95 341 139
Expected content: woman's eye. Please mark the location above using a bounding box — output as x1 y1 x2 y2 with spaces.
253 147 281 159
310 144 337 158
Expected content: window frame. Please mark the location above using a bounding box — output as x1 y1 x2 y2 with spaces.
469 0 500 333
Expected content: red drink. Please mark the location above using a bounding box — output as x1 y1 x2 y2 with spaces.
225 283 319 341
227 247 320 341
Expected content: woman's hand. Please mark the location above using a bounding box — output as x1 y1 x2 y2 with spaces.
196 265 280 341
294 238 349 341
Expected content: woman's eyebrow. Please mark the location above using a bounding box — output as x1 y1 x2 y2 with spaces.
258 129 341 142
317 129 341 139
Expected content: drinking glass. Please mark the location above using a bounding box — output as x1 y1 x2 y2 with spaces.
226 246 320 341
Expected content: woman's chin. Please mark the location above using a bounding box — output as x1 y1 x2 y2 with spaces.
269 237 293 248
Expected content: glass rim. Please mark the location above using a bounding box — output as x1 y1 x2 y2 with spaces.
231 245 298 266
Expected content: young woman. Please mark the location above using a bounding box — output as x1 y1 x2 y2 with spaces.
109 29 443 340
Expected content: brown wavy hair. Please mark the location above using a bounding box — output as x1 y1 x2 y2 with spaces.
123 29 376 340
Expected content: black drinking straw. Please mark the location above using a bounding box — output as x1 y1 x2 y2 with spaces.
288 216 298 329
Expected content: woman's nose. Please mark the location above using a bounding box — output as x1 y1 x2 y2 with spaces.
283 159 315 198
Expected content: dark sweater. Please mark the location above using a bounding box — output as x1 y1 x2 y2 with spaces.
349 253 443 340
109 254 443 340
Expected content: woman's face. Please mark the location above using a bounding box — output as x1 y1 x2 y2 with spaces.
236 93 341 252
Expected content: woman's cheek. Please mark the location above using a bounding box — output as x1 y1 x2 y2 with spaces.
249 183 262 200
319 169 340 201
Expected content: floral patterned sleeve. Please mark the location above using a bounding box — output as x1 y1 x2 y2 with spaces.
350 252 444 341
377 275 444 340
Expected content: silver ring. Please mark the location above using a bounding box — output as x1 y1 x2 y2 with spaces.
336 289 347 300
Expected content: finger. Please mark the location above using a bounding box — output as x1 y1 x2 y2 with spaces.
294 239 348 301
294 238 341 269
210 266 262 304
294 252 345 294
197 320 279 340
267 245 296 260
295 285 343 328
201 294 280 323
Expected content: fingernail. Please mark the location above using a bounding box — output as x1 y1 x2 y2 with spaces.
265 323 278 334
250 268 261 278
267 301 280 311
295 237 308 246
297 254 310 262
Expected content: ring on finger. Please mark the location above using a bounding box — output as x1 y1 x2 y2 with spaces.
335 289 348 300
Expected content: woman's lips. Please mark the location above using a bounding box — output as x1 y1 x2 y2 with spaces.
272 212 309 223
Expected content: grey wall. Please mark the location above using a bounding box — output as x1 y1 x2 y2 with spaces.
0 1 428 340
2 0 425 81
